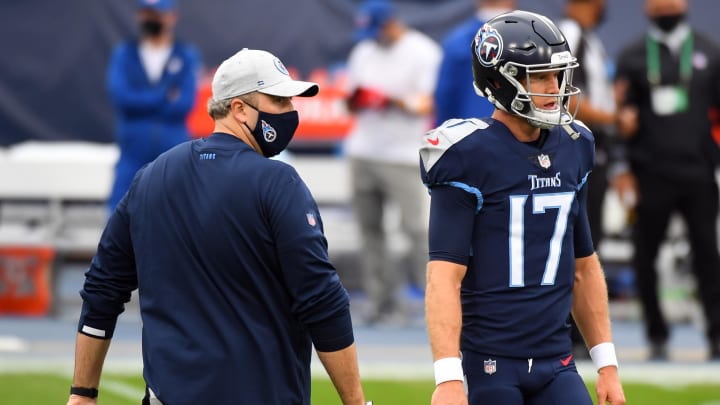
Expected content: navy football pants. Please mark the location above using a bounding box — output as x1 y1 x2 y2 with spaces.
463 350 593 405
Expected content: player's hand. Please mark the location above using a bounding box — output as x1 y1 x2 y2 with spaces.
431 380 467 405
595 366 626 405
67 394 97 405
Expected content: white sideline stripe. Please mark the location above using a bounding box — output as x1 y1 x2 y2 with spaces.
2 358 720 387
53 369 144 401
100 378 146 400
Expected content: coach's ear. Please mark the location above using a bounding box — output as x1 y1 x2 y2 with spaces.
230 98 256 128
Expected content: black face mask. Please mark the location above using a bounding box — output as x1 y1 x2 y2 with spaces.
243 103 299 158
652 13 686 32
140 19 164 37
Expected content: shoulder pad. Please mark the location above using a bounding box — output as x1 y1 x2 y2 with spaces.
573 119 590 132
420 118 488 173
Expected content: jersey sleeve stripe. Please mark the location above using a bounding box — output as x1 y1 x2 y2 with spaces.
431 181 483 213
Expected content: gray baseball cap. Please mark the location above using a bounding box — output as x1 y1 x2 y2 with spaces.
211 48 319 101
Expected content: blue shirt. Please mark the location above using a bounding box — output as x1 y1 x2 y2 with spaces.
420 118 595 358
78 133 354 404
434 17 495 125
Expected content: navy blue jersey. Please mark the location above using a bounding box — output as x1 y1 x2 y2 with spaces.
420 118 595 359
78 133 353 404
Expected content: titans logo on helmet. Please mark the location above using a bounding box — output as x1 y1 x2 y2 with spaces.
475 24 503 67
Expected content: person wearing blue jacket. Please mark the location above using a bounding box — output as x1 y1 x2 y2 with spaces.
106 0 200 212
433 0 514 125
67 48 368 404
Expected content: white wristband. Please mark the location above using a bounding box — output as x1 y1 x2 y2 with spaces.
433 357 464 386
589 342 619 371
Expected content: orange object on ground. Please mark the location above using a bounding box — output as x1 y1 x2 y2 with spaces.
0 246 55 316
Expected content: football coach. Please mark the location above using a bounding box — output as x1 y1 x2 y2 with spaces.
67 48 367 405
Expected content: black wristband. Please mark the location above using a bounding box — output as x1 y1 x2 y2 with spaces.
70 386 98 398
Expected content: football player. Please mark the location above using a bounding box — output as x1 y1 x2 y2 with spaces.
421 10 626 405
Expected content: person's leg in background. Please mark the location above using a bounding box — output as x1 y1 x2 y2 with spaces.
632 171 677 360
350 158 398 324
108 129 159 213
108 149 146 213
678 179 720 359
386 162 430 321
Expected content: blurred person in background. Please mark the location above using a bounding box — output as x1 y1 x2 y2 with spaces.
344 0 441 325
106 0 201 212
558 0 617 360
67 48 367 405
434 0 515 125
614 0 720 361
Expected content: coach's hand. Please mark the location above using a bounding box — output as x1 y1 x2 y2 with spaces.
431 380 468 405
596 366 626 405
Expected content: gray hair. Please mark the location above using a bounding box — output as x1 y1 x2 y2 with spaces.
207 92 258 120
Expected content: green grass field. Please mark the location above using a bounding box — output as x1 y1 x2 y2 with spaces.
3 373 720 404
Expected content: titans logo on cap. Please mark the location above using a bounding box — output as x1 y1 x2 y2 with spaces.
273 58 289 76
476 25 503 67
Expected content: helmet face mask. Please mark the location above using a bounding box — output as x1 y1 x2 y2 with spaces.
472 11 581 129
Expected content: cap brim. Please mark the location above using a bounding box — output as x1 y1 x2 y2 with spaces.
259 80 319 97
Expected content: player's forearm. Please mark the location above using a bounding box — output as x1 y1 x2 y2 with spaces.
71 333 112 388
316 343 365 405
426 261 466 360
571 254 613 348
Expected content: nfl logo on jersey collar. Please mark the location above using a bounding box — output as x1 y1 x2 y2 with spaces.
537 153 551 169
484 359 497 375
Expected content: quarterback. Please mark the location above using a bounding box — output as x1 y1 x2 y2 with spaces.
421 10 626 405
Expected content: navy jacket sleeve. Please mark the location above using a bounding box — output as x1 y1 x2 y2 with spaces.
107 42 168 114
161 43 201 120
434 34 467 125
77 175 139 339
265 166 354 352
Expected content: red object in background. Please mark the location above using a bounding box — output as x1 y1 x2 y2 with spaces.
0 246 55 316
710 107 720 145
187 67 355 143
348 87 390 111
187 73 215 138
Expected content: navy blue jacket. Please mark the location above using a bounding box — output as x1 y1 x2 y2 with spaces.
106 39 200 211
78 133 354 404
434 17 495 125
